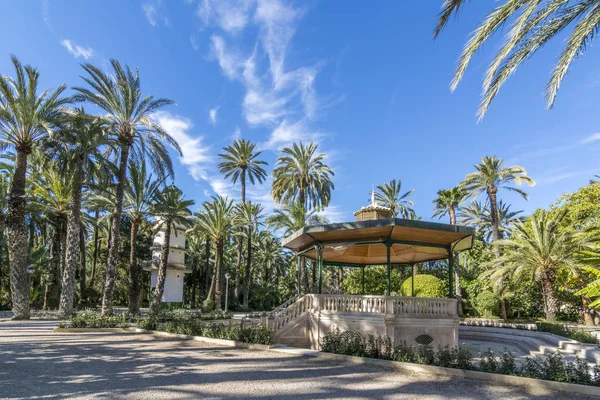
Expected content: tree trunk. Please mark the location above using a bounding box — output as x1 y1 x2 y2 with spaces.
59 166 83 316
79 221 86 303
0 213 5 308
234 235 242 300
204 238 210 296
487 186 501 243
190 255 197 309
582 296 595 326
499 299 508 320
149 222 171 314
128 219 141 314
102 143 130 314
7 149 30 319
541 272 558 321
89 209 100 287
214 239 223 309
243 233 252 309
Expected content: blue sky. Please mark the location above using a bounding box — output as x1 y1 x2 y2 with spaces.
1 1 599 223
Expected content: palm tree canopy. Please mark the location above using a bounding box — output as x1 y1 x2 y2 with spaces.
218 139 268 186
235 201 265 233
462 156 535 200
375 179 416 218
432 186 467 220
272 142 334 210
0 55 70 154
124 160 164 223
483 209 591 284
434 0 600 118
190 195 235 242
73 59 180 180
149 185 194 233
459 199 523 240
267 200 329 237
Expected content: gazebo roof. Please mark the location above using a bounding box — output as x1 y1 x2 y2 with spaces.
281 218 475 265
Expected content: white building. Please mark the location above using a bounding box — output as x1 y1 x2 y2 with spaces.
144 221 191 303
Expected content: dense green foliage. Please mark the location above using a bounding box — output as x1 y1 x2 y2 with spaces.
399 274 446 298
321 329 600 386
535 322 599 344
59 311 128 329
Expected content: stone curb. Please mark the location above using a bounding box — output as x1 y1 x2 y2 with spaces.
276 349 600 397
53 327 139 333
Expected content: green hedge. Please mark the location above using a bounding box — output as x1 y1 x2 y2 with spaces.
320 328 600 386
59 311 128 329
400 274 446 298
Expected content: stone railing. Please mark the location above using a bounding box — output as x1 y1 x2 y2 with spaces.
317 294 457 318
268 295 314 331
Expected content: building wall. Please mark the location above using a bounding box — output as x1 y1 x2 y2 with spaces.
150 269 186 303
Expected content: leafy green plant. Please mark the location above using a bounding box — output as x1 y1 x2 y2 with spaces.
400 274 446 298
59 311 127 328
536 322 599 344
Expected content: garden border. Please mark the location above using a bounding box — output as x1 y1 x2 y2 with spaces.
51 327 600 396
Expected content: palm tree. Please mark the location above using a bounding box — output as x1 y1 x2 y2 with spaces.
459 200 523 241
591 175 600 184
51 109 111 316
124 160 163 314
0 170 8 307
458 200 487 232
268 201 328 293
0 56 69 319
218 139 267 301
235 201 265 309
192 196 235 309
74 60 179 314
375 179 416 218
432 186 467 315
461 156 534 243
432 186 467 224
434 1 600 119
484 210 591 321
148 186 194 315
272 142 334 210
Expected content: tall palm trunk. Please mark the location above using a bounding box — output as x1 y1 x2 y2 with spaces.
204 238 210 295
448 206 463 316
102 143 130 314
59 166 83 316
7 149 30 319
79 221 86 302
89 210 100 287
0 213 5 308
44 225 61 310
582 296 595 326
541 270 558 321
191 255 197 309
128 219 141 314
487 186 501 243
235 172 246 300
214 239 224 309
243 232 252 309
149 221 171 314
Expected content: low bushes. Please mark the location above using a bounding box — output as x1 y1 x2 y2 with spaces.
535 321 599 344
59 311 128 329
320 328 600 387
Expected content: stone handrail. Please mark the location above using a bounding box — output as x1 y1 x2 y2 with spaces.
268 295 314 331
316 294 457 317
269 294 300 317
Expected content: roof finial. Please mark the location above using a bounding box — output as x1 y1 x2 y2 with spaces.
371 185 375 206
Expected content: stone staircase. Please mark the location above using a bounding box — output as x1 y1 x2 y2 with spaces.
460 325 600 365
266 294 315 348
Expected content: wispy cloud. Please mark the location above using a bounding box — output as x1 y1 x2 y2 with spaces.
536 167 600 186
153 111 212 181
261 119 321 151
581 132 600 144
232 126 241 140
143 0 169 27
209 107 219 125
509 132 600 163
60 39 94 60
190 35 199 51
197 0 255 34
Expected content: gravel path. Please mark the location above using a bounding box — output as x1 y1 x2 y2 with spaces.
0 319 596 399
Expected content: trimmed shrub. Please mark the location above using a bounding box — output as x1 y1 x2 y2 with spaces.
400 274 446 298
536 321 599 344
59 311 127 329
474 290 498 318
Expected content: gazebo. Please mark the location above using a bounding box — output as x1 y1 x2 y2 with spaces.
268 195 475 349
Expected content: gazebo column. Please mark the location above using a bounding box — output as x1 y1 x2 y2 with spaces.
411 263 415 297
317 246 323 294
296 256 301 296
447 247 454 298
386 241 391 296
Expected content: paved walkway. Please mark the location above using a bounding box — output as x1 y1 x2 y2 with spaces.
0 320 595 399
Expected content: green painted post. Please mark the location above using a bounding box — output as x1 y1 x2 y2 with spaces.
386 242 391 296
361 265 365 295
296 256 301 296
411 263 415 297
448 249 454 298
317 246 323 294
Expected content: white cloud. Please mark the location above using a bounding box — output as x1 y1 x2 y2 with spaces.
209 107 219 125
152 111 212 181
261 119 321 151
60 40 94 60
143 1 169 27
581 133 600 144
197 0 255 33
317 205 346 223
190 35 199 51
232 126 241 140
